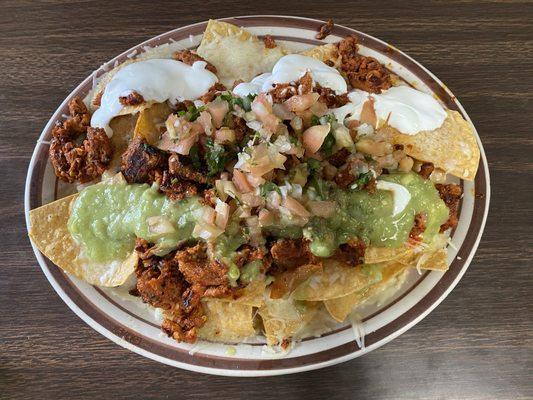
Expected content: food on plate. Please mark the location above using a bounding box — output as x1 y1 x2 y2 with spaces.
29 19 479 347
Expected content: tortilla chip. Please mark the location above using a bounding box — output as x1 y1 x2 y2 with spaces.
365 245 413 264
270 263 322 299
292 260 381 301
259 297 317 345
324 261 410 322
108 113 139 171
214 278 267 307
198 300 255 343
300 43 340 67
197 19 288 87
28 195 137 286
133 102 172 145
391 110 480 181
415 247 448 271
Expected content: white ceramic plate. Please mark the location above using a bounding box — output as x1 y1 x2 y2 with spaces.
25 16 490 376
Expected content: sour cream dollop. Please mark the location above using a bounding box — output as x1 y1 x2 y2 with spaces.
376 180 411 216
91 59 218 136
332 86 447 135
233 54 347 97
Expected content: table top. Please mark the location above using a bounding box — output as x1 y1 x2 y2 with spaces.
1 1 532 399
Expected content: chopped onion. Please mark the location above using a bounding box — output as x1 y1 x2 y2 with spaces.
214 200 230 229
283 196 311 218
360 99 377 127
258 208 275 226
214 127 236 144
197 110 213 136
252 93 280 133
241 192 264 207
333 125 354 149
283 92 319 112
290 116 303 133
207 97 229 128
307 201 336 218
147 216 175 235
192 222 224 241
272 103 296 120
302 124 331 154
232 169 254 193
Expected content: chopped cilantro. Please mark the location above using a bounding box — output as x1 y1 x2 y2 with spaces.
177 104 205 122
189 144 202 170
260 182 281 197
220 93 257 112
306 158 321 175
309 177 330 200
321 133 336 156
311 114 336 126
351 171 374 190
205 138 229 176
310 115 320 126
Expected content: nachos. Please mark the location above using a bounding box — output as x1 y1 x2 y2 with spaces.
29 20 479 347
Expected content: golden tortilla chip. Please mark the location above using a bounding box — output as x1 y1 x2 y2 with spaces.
198 300 255 343
213 278 266 307
324 261 410 322
391 110 480 181
259 297 317 345
197 19 288 87
292 260 381 301
28 195 137 286
133 102 172 145
365 245 413 264
414 247 448 271
108 113 139 171
300 43 340 67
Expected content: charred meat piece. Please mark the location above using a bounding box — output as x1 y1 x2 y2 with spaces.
418 162 435 179
172 49 217 74
315 19 334 40
409 212 427 241
337 35 392 93
119 91 145 106
315 85 349 108
158 170 199 201
49 97 112 183
270 238 319 269
120 137 167 184
175 242 229 287
200 82 227 104
436 183 462 232
332 238 366 267
263 34 277 48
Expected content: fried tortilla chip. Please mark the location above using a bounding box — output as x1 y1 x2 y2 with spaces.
214 278 267 307
28 195 137 286
133 102 172 145
292 261 381 301
259 297 317 345
414 247 448 271
324 261 410 322
365 245 413 264
300 43 340 67
197 19 288 87
108 113 139 171
390 110 480 181
270 263 323 299
198 300 255 343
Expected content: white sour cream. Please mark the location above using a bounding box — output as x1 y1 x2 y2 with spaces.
91 59 218 136
332 86 447 135
233 54 347 97
376 180 411 216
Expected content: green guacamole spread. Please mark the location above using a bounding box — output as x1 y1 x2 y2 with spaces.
304 172 449 257
68 183 202 262
68 172 448 263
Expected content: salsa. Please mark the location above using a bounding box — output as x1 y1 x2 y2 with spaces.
68 183 202 262
68 172 448 263
304 172 449 257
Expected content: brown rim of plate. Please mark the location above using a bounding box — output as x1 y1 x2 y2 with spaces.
26 16 488 372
